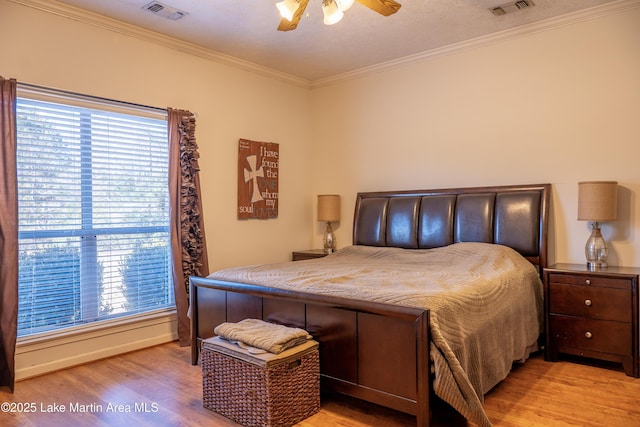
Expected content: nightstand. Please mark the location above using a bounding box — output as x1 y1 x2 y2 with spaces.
543 263 639 377
292 249 329 261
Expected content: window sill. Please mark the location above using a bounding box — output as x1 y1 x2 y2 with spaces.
15 309 178 381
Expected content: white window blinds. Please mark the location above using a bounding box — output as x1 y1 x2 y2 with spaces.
16 89 174 338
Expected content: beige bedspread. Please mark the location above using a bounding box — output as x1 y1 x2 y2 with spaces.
208 242 544 427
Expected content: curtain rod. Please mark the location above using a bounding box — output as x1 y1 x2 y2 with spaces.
17 82 168 115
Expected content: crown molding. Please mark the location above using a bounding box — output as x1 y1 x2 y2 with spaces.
8 0 313 89
9 0 640 90
311 0 640 88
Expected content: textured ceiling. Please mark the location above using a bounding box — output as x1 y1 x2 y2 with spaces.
29 0 622 83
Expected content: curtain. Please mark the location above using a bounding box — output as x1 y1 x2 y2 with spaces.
0 77 18 392
168 108 209 346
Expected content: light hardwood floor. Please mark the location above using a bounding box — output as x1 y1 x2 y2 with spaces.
1 342 639 426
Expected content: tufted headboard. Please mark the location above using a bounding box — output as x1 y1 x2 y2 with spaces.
353 184 550 270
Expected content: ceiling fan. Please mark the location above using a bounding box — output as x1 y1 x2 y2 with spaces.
276 0 402 31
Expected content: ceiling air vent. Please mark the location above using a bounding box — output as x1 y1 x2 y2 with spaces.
142 1 188 21
491 0 534 16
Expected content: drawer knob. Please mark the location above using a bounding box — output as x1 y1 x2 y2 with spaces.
584 299 592 307
585 279 591 285
585 331 593 339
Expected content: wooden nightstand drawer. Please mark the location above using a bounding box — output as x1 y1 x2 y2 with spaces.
550 314 632 356
547 273 630 290
548 283 631 322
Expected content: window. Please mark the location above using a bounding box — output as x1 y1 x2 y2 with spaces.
16 87 174 338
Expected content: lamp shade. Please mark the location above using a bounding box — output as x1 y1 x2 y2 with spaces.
318 194 341 222
322 0 344 25
276 0 300 21
577 181 618 222
336 0 355 11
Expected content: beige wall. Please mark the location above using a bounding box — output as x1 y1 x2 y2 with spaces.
310 5 640 268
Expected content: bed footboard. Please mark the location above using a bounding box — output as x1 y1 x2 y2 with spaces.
190 276 431 426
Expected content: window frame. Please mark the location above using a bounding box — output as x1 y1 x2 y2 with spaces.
15 84 175 340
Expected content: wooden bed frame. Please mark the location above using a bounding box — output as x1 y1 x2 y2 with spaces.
190 183 550 426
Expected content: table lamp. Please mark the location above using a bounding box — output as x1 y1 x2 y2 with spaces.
317 194 340 253
577 181 617 269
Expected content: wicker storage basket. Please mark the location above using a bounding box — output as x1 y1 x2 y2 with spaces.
202 337 320 427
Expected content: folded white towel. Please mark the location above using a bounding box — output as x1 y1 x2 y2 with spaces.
214 318 312 354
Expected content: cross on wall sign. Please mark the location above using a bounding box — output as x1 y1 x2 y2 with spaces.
238 139 279 219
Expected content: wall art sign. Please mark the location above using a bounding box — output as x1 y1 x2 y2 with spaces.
237 138 279 219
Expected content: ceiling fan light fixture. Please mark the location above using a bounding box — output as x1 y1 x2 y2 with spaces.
276 0 300 21
336 0 355 11
322 0 344 25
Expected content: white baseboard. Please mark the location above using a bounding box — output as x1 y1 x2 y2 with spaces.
15 311 179 381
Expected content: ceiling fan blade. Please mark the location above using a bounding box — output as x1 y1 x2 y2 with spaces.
277 0 310 31
355 0 401 16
